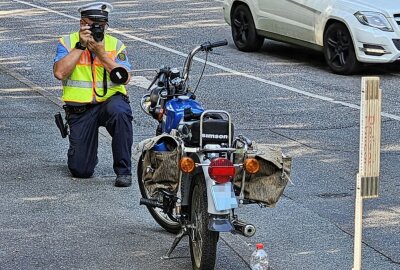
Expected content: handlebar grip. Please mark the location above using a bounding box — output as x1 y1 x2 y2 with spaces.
200 39 228 51
210 39 228 48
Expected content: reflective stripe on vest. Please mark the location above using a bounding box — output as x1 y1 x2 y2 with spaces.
62 80 121 89
60 32 127 103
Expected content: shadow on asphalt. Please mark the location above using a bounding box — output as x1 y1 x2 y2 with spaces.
257 40 400 76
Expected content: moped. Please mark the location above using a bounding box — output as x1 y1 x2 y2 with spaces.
112 41 291 269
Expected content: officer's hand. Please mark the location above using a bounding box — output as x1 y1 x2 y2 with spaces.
79 24 91 47
87 39 105 56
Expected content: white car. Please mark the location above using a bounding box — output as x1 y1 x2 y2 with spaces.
223 0 400 74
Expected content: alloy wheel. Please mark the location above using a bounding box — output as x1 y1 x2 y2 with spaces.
326 29 351 68
323 23 359 74
233 10 249 46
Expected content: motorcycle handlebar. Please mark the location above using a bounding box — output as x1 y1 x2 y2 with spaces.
200 39 228 51
210 39 228 48
182 40 228 82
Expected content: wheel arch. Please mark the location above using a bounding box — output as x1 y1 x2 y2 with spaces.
323 19 350 36
322 18 360 59
230 0 259 27
229 0 264 52
230 0 249 19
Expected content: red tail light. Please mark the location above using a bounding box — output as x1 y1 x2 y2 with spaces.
208 158 235 184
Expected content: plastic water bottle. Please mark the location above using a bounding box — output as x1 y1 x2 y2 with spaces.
250 243 270 270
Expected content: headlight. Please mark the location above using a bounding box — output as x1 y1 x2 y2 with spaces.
354 11 393 32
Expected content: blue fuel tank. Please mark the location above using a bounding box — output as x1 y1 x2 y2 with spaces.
162 96 204 133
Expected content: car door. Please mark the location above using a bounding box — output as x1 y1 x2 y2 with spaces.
257 0 322 44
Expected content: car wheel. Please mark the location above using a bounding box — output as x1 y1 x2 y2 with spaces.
323 23 359 75
231 5 264 52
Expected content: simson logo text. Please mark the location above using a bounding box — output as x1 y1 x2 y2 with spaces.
202 134 228 139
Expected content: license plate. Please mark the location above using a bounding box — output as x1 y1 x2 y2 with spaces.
210 182 238 211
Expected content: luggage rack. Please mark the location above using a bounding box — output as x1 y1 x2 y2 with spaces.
199 110 232 150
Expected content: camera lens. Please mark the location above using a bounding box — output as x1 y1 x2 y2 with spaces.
90 24 104 42
93 32 104 42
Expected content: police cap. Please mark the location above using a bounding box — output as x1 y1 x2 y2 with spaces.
78 2 113 22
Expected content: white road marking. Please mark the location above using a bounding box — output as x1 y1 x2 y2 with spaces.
10 0 400 121
129 76 154 89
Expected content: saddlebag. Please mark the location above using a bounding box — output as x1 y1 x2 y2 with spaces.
137 135 182 197
233 145 292 207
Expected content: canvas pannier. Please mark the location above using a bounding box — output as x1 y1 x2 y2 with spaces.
136 135 182 197
233 145 292 207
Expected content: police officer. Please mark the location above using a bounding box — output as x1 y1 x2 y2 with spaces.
53 2 133 187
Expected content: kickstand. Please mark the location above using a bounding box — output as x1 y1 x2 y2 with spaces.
162 226 190 259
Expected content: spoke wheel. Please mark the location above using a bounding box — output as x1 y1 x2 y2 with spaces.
189 175 219 270
231 5 264 52
137 154 180 234
323 23 359 74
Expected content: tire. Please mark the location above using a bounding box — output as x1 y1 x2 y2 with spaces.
189 174 219 270
323 23 359 75
137 155 181 234
231 5 264 52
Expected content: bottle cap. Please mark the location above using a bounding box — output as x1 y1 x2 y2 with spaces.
256 243 264 249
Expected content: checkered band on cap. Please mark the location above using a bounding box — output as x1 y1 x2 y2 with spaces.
78 2 113 21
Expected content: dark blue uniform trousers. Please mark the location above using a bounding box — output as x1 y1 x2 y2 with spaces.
67 94 133 178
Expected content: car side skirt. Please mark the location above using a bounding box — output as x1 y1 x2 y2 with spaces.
257 29 323 52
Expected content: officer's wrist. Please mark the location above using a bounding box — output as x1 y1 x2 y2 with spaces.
95 50 108 60
75 42 86 50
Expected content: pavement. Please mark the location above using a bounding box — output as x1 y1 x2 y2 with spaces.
0 0 399 269
0 65 252 270
1 63 399 270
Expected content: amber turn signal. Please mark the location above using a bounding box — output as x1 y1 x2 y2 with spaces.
243 158 260 174
180 157 195 173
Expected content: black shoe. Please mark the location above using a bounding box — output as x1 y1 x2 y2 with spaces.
114 175 132 187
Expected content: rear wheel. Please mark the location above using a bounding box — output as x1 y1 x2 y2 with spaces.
323 23 359 75
231 5 264 52
137 155 181 234
189 174 219 270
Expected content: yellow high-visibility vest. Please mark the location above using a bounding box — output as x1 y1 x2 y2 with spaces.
59 32 127 103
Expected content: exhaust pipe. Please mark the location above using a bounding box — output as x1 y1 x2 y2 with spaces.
232 219 256 237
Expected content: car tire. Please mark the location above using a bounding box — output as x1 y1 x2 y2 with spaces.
323 23 359 75
231 5 264 52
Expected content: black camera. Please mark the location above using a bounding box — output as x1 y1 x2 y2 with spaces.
90 24 104 42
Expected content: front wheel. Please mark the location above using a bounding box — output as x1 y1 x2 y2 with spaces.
137 155 181 234
231 5 264 52
189 174 219 270
323 23 359 75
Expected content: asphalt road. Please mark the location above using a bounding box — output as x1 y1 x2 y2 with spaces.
0 0 399 269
